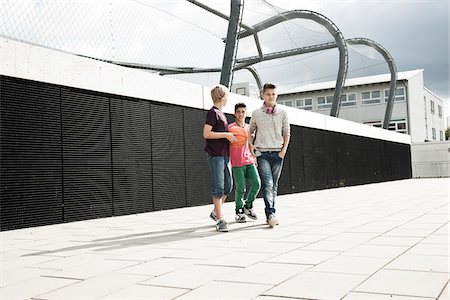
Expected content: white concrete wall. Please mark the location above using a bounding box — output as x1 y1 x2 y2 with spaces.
407 71 427 143
0 37 410 145
424 88 446 141
411 141 450 178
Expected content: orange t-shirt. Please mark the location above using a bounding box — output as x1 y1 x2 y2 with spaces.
228 122 256 167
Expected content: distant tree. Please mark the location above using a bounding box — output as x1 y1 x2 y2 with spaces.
446 127 450 140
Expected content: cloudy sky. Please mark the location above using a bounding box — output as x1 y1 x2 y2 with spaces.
269 0 449 114
1 0 448 117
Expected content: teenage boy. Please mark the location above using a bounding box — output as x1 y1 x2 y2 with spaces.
203 84 236 232
248 83 290 228
228 103 261 223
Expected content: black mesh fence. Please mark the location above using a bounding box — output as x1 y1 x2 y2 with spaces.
0 75 412 230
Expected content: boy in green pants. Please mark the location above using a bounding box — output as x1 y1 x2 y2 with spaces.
228 103 261 223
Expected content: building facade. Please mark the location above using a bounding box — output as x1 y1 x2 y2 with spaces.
278 69 445 143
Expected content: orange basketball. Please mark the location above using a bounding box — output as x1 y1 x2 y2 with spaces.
228 126 247 147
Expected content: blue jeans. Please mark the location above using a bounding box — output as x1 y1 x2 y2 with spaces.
207 155 233 198
257 151 284 218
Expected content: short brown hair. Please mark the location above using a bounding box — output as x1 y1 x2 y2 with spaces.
234 102 246 112
210 84 229 103
262 83 276 93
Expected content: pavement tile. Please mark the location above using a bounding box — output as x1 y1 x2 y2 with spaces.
140 264 240 289
238 240 307 253
217 262 310 285
267 249 341 265
34 273 149 300
405 243 449 257
438 282 449 300
47 258 141 280
354 269 450 298
264 271 366 300
343 292 434 299
341 244 409 259
421 234 450 244
310 255 389 275
0 276 79 300
175 280 272 300
364 236 423 247
199 251 278 268
118 258 201 276
385 254 449 273
97 284 189 300
301 240 363 252
1 266 57 288
277 233 330 244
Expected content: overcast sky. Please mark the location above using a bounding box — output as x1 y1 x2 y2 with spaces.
269 0 449 115
1 0 448 117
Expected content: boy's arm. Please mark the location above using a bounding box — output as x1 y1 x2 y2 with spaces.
203 124 236 142
278 112 291 158
278 135 290 159
248 117 257 155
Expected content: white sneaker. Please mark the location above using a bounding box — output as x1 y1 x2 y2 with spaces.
267 214 279 228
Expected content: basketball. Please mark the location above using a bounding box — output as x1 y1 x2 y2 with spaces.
228 126 247 147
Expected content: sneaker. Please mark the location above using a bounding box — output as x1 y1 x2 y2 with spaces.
266 214 279 228
209 210 218 222
235 213 246 223
243 207 257 220
216 220 229 232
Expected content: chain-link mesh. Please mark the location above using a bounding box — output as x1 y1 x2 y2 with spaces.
0 0 391 91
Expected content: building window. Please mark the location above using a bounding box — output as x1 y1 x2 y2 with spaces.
388 119 408 134
432 128 436 140
317 95 333 110
438 105 442 118
296 98 313 110
362 90 381 105
425 124 428 140
431 100 435 114
284 100 293 107
440 130 444 141
365 119 407 134
340 93 357 107
236 87 247 96
364 121 382 128
384 87 406 102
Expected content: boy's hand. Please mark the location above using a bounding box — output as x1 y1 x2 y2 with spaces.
249 143 256 156
278 148 287 159
226 132 237 143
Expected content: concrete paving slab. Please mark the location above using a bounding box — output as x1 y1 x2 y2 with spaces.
0 178 447 300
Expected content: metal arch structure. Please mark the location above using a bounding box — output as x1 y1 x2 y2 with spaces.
245 66 263 97
92 2 397 126
346 38 398 129
219 0 244 88
232 10 348 117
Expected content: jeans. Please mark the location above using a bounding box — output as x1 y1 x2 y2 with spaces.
207 155 232 198
232 164 261 212
257 151 284 218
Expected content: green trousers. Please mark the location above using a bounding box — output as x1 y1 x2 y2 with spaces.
232 164 261 211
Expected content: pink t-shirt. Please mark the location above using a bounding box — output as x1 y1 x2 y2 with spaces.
228 122 256 167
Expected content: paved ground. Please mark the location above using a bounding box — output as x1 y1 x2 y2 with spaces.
1 178 449 300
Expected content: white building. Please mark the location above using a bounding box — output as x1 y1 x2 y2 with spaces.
231 82 260 99
278 69 445 143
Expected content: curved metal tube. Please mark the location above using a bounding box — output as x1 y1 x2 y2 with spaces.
347 38 397 129
236 10 348 117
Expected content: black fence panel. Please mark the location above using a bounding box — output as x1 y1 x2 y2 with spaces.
184 108 211 207
0 77 62 230
151 104 186 210
61 88 112 222
0 76 413 230
111 97 152 215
